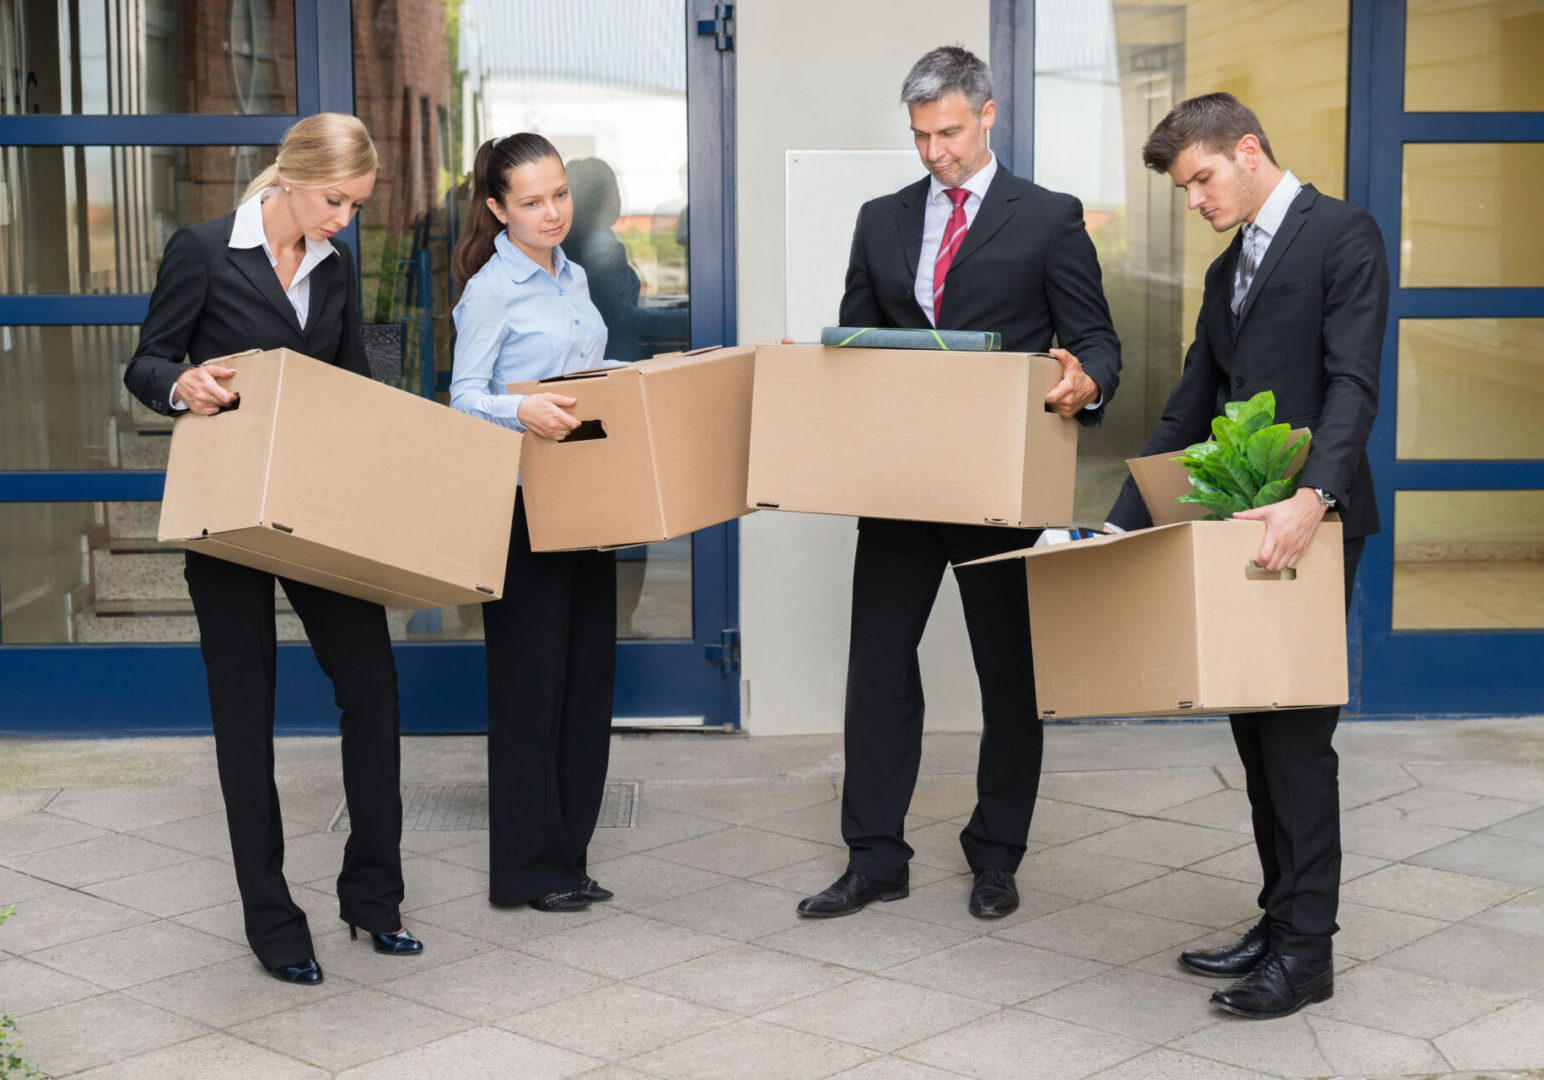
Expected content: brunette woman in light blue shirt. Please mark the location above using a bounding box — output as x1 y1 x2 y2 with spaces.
450 133 618 913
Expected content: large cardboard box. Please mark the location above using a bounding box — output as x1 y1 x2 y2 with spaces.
508 345 756 551
159 348 523 609
746 344 1077 527
963 442 1346 719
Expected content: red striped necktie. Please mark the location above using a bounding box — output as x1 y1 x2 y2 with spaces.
932 186 972 322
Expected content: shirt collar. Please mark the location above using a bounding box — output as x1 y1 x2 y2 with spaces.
1249 170 1302 241
228 190 338 262
928 151 998 207
495 229 571 284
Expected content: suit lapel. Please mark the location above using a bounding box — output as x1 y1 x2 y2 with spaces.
228 245 304 337
946 169 1016 275
1235 184 1318 330
893 177 929 280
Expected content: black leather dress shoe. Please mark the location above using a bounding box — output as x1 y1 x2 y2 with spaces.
968 868 1019 918
350 925 423 955
265 958 323 985
578 876 614 901
1180 920 1271 978
1211 952 1333 1019
530 890 591 912
797 871 908 917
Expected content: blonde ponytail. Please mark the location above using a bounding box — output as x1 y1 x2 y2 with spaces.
239 113 379 205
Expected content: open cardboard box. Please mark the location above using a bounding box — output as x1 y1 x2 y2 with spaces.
960 432 1346 719
509 345 756 551
159 348 522 609
745 344 1078 528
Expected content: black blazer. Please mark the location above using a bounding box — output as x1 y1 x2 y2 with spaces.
1107 184 1388 539
124 210 367 415
839 167 1121 425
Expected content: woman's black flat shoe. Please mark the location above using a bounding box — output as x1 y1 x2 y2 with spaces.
349 925 424 955
266 958 323 984
579 876 614 902
530 890 591 912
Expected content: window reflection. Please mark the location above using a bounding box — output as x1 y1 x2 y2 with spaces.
0 0 296 115
0 145 269 294
1394 491 1544 630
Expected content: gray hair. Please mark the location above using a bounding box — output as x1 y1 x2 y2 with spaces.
901 46 993 112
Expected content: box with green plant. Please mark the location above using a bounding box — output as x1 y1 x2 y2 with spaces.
1171 390 1310 520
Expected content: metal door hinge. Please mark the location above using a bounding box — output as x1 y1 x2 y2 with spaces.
697 3 734 51
706 627 740 674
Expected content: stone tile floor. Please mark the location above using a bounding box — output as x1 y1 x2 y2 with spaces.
1 718 1543 1079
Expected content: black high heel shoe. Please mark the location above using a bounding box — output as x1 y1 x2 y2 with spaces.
266 958 324 984
349 924 424 955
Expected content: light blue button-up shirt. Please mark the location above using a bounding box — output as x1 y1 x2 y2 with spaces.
450 230 616 431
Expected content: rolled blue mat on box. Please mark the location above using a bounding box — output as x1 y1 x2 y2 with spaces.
820 326 1002 351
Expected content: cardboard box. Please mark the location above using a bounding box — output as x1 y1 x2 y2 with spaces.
963 441 1346 719
508 345 756 551
159 348 522 609
746 344 1077 527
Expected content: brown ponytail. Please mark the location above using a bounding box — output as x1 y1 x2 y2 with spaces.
452 132 563 286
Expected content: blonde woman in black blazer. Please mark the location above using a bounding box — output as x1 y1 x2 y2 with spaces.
123 113 421 985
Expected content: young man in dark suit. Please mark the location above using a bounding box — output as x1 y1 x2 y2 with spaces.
797 46 1120 921
1106 93 1389 1018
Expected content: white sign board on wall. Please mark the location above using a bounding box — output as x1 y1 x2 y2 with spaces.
783 150 923 338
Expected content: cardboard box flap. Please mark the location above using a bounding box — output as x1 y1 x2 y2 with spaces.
1127 427 1312 526
953 520 1204 568
157 350 288 542
641 346 756 536
632 344 756 377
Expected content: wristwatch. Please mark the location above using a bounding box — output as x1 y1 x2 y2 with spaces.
1310 487 1337 509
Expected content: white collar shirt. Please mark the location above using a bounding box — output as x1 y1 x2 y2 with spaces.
914 151 999 326
228 189 338 330
171 190 338 411
1234 170 1302 298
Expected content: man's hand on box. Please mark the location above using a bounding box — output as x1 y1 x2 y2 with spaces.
517 392 582 441
172 365 237 415
1043 348 1100 418
1232 487 1328 571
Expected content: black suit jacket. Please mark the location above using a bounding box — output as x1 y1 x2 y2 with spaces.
839 168 1120 425
124 211 368 416
1107 184 1388 539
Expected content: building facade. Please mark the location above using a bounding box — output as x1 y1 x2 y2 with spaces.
1 0 1540 734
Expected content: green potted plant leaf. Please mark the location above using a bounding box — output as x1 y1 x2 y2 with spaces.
1172 390 1310 520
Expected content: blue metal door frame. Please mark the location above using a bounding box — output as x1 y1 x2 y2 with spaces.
0 1 742 734
1345 0 1544 716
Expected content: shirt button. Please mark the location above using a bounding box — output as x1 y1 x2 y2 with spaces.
1234 376 1245 387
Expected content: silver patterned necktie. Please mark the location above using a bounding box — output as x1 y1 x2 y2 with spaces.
1232 223 1262 316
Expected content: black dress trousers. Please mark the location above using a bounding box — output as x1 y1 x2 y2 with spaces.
1228 535 1366 962
183 550 405 968
841 517 1043 885
483 491 617 905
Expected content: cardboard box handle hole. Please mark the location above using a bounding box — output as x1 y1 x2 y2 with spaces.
1245 564 1297 582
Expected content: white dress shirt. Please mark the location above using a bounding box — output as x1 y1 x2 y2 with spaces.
171 189 338 409
1232 170 1301 304
914 152 999 326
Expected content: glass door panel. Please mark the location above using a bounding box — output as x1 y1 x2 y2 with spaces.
348 0 735 724
1032 0 1349 524
1353 1 1544 715
0 0 298 115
